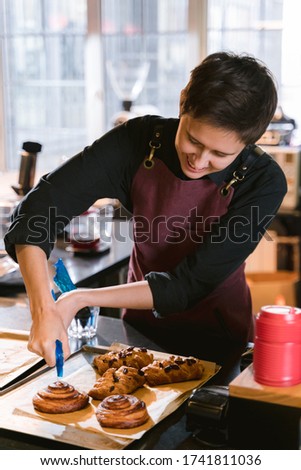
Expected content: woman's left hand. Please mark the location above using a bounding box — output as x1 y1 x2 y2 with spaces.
55 290 84 328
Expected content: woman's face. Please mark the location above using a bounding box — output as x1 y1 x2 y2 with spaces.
175 114 245 179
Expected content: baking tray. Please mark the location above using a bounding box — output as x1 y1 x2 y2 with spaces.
0 328 44 393
0 343 220 449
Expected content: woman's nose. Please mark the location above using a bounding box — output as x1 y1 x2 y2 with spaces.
194 149 210 167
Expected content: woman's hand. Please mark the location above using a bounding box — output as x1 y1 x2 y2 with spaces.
28 289 88 367
28 302 71 367
55 290 85 327
27 278 154 367
14 244 72 367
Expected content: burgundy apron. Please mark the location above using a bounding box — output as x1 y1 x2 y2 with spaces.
122 157 253 354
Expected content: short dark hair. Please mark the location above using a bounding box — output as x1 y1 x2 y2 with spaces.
180 51 278 145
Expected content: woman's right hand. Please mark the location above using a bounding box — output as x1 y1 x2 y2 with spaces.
15 245 72 367
27 302 71 367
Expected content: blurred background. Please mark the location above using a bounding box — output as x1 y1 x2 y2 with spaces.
0 0 300 172
0 0 300 318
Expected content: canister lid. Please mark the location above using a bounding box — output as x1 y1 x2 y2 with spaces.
256 305 301 342
260 305 301 316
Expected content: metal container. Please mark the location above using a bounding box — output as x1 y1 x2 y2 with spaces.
12 141 42 196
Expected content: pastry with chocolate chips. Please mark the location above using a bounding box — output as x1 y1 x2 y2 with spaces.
142 356 204 386
88 366 146 400
93 346 153 375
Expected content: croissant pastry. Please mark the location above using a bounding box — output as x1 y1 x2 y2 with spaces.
142 356 204 386
93 346 153 375
32 381 89 414
96 394 150 428
88 366 145 400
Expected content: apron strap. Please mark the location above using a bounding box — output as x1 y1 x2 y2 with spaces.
144 125 164 169
143 125 265 191
220 145 265 196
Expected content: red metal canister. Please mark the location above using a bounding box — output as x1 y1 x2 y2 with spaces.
253 305 301 387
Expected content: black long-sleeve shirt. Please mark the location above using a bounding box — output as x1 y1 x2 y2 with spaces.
4 115 287 315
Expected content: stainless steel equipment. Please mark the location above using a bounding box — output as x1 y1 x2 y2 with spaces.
12 141 42 196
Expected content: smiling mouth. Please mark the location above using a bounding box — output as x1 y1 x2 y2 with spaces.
186 156 208 172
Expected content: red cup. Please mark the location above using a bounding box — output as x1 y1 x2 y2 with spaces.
253 305 301 387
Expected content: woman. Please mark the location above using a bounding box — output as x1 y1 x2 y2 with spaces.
4 52 287 367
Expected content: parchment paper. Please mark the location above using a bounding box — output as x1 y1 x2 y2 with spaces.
0 329 42 390
7 345 220 448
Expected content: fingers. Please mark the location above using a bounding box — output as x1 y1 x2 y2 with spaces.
27 297 76 368
28 331 71 368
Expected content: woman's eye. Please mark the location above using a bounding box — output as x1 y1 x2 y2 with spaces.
214 152 227 158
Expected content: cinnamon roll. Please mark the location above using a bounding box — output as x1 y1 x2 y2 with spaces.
32 381 89 414
93 346 153 375
96 394 149 428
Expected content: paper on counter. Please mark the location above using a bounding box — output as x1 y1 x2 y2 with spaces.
0 329 43 391
11 346 220 447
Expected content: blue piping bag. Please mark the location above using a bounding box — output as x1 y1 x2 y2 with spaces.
52 257 91 336
53 258 75 378
53 258 77 293
55 339 64 377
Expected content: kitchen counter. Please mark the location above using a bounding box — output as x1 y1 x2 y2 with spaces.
0 215 249 450
0 302 246 451
0 212 248 450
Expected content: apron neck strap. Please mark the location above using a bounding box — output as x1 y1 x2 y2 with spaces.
220 145 265 196
144 125 164 169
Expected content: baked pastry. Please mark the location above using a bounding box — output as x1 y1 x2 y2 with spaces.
88 366 145 400
32 381 89 414
96 394 149 428
93 346 153 375
142 356 204 386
